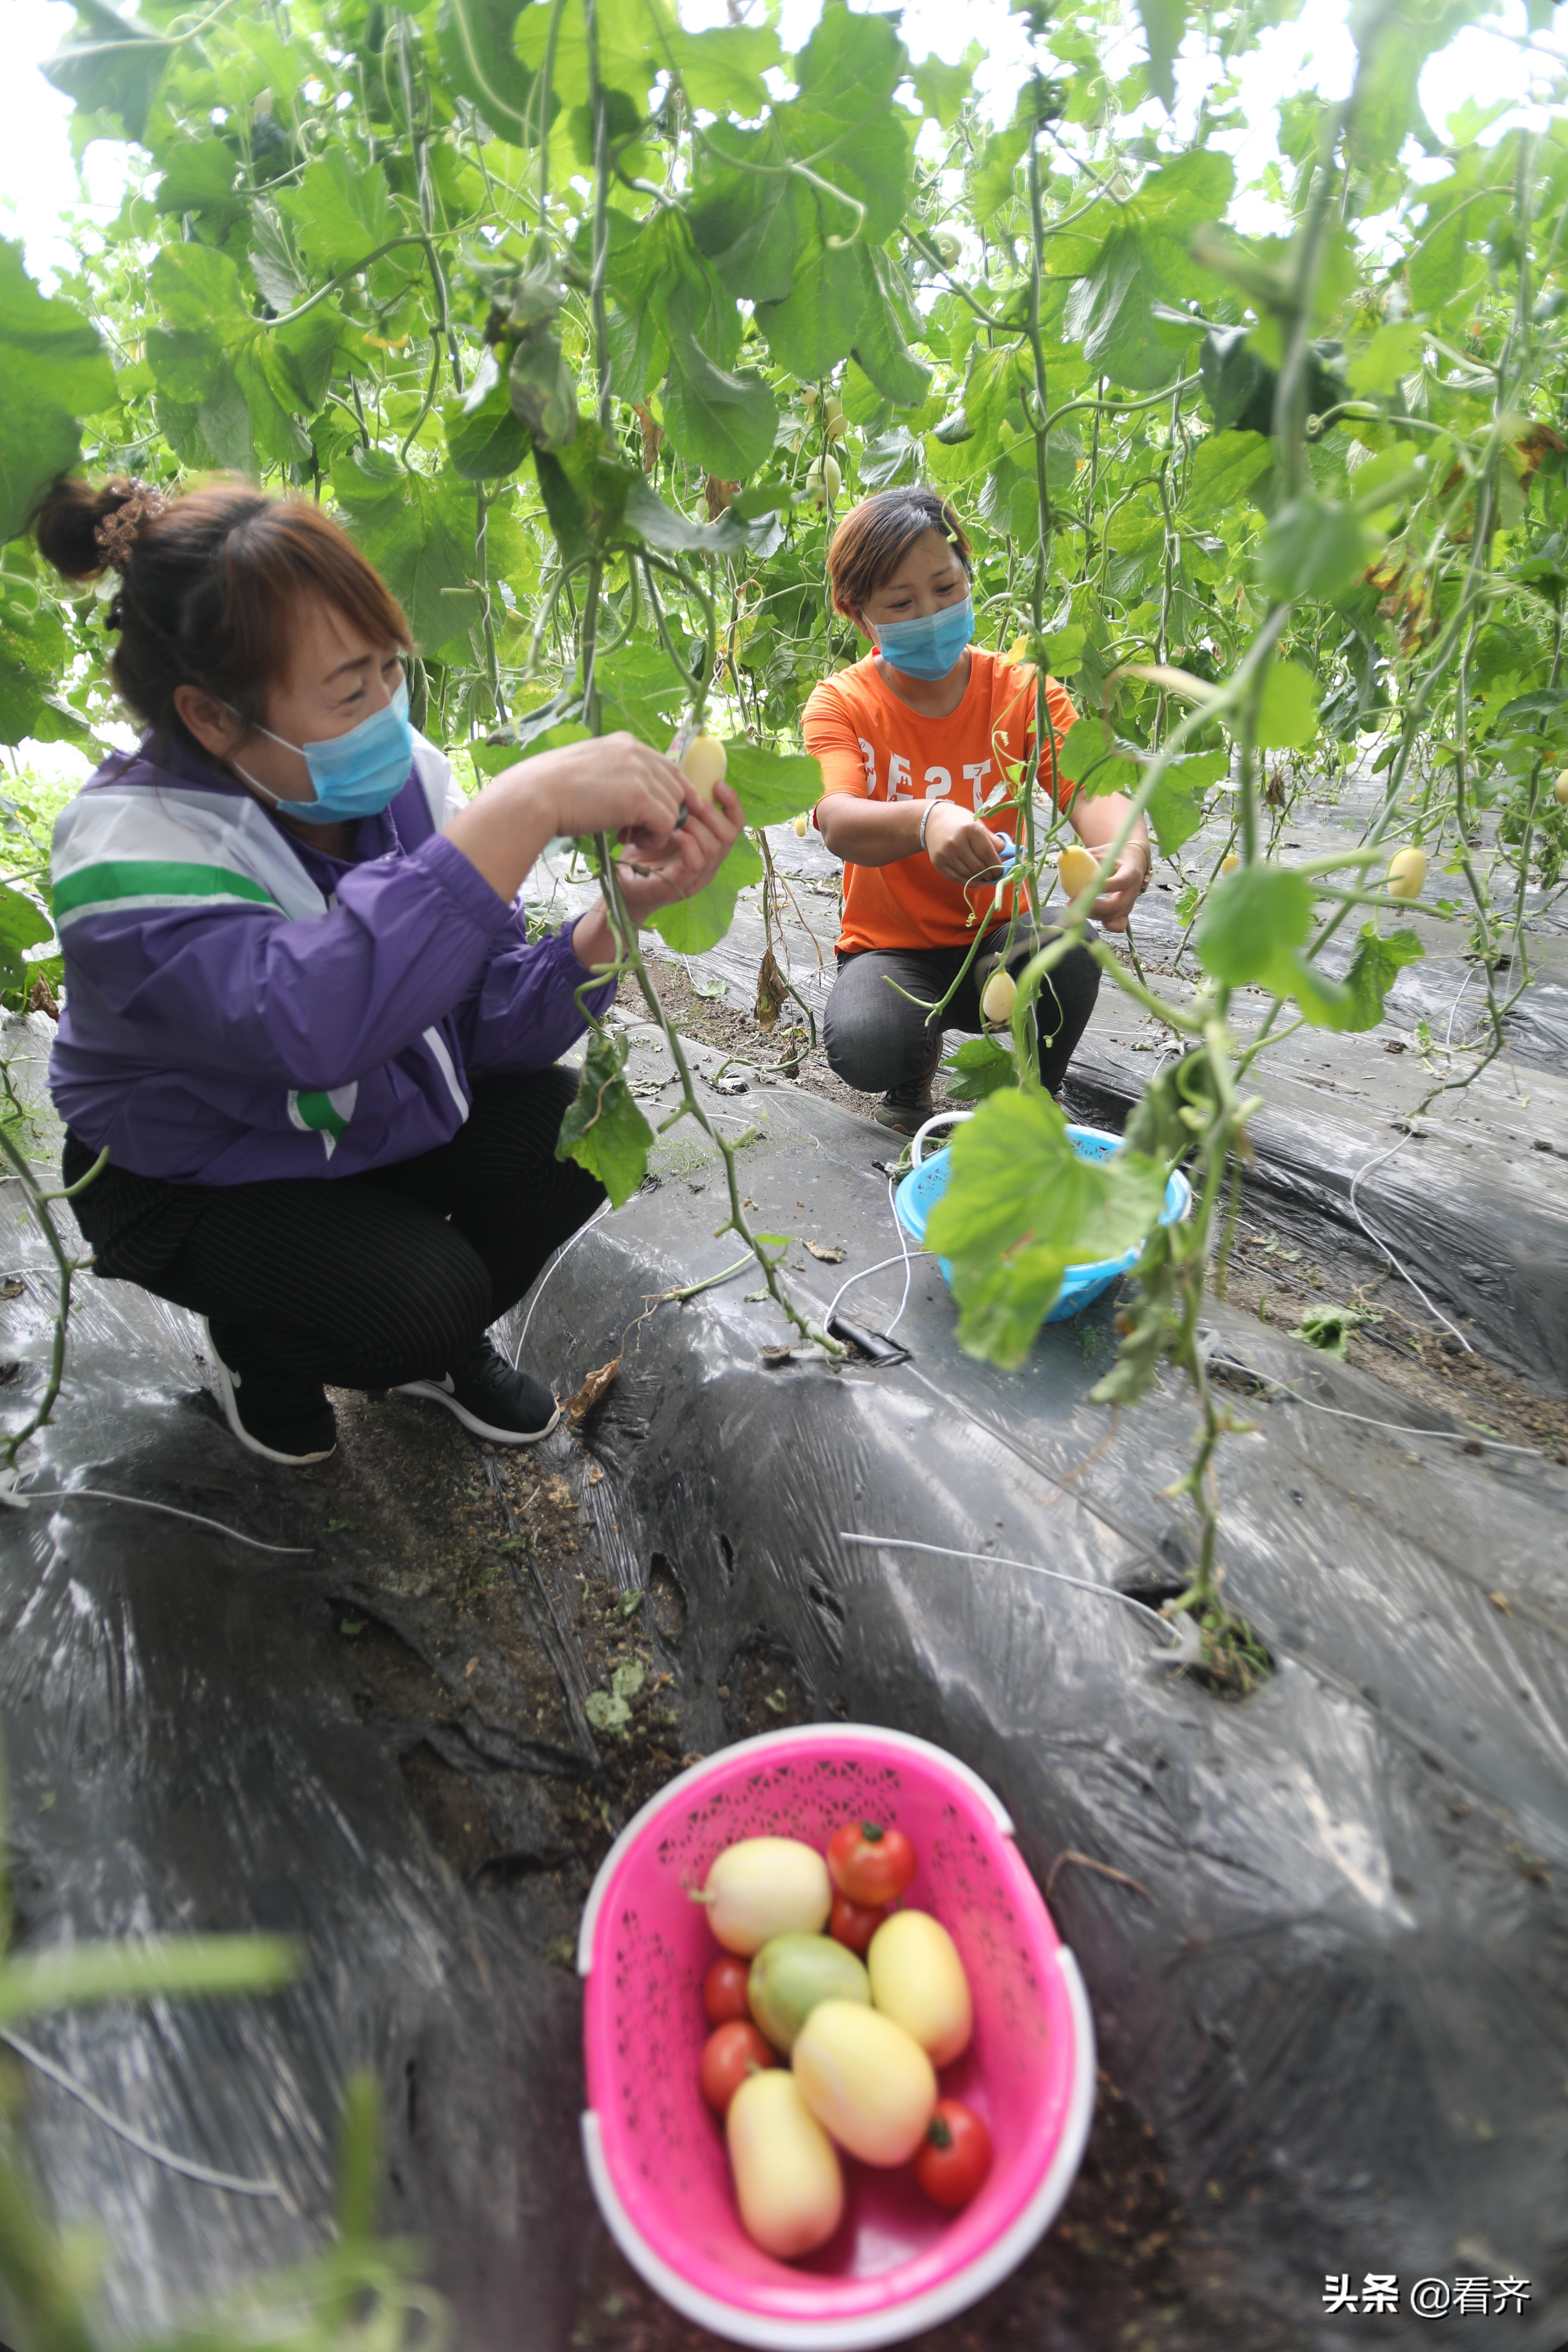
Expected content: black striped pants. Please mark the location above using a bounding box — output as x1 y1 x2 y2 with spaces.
63 1069 605 1391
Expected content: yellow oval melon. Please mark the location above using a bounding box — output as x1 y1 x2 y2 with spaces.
980 969 1017 1026
804 455 842 507
1057 844 1100 902
1386 845 1426 901
680 734 727 804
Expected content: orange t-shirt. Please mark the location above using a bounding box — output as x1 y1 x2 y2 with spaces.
801 649 1078 953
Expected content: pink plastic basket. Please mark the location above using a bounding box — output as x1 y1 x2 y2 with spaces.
578 1724 1096 2348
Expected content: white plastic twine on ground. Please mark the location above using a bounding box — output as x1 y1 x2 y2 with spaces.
0 1469 313 1553
839 1533 1202 1668
1345 1130 1475 1352
0 2029 289 2204
1206 1354 1549 1460
512 1197 614 1367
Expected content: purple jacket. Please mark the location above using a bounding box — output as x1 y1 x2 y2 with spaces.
49 728 611 1183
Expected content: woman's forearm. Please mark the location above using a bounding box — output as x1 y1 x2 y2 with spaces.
443 763 561 903
1067 790 1150 863
815 793 929 868
569 901 620 971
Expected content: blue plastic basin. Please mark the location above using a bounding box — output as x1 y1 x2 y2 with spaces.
894 1122 1192 1324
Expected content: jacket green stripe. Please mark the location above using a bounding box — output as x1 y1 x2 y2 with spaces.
54 859 278 923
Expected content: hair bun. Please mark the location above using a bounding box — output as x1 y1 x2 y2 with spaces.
32 476 161 583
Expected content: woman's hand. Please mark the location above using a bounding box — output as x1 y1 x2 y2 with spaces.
924 799 1011 884
528 729 690 856
1082 844 1149 934
570 781 744 970
614 779 744 921
446 729 691 906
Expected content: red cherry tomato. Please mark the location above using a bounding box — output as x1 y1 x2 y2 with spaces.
703 1955 751 2026
829 1889 890 1956
826 1819 918 1909
700 2021 775 2116
914 2100 993 2210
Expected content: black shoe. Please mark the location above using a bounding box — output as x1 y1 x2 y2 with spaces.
396 1338 561 1446
872 1090 934 1136
872 1035 944 1136
203 1321 337 1467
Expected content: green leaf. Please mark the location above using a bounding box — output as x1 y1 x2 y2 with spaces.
586 1689 632 1731
1346 320 1424 397
435 0 539 142
0 241 115 546
1338 921 1425 1031
754 236 865 384
1057 714 1137 792
515 0 664 113
1294 1302 1367 1359
1147 750 1227 855
1253 660 1321 750
1195 863 1311 985
42 0 167 143
153 136 244 220
1127 148 1234 232
596 637 688 741
649 830 764 955
661 317 778 482
943 1034 1017 1102
1184 429 1271 523
850 248 932 411
147 245 310 471
911 49 977 130
971 126 1029 227
1259 492 1375 604
275 151 401 280
330 451 481 651
619 477 769 556
924 1090 1167 1367
0 1935 299 2026
1134 0 1186 109
1194 860 1358 1026
446 348 531 478
1062 230 1191 393
722 740 822 827
274 301 350 411
556 1026 653 1208
0 581 75 749
686 124 800 306
664 20 781 113
508 327 580 452
0 883 54 993
788 5 914 245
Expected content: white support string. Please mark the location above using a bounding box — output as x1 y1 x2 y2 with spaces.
1345 1133 1474 1352
0 2029 288 2202
8 1484 313 1554
512 1198 613 1366
838 1532 1200 1663
1209 1357 1548 1458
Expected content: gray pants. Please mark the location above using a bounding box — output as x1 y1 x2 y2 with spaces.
823 930 1101 1101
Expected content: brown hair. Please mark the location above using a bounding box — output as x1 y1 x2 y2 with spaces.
32 476 411 754
825 488 972 621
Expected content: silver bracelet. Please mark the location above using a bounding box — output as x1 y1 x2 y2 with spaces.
919 801 938 856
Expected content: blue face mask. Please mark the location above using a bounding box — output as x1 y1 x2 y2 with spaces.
236 678 414 825
871 591 975 681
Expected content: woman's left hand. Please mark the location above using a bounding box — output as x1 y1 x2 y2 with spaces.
612 779 744 920
1088 845 1149 934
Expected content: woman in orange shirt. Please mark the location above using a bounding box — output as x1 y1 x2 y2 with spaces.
803 488 1152 1133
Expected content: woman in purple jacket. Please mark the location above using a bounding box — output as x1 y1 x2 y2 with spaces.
34 475 741 1469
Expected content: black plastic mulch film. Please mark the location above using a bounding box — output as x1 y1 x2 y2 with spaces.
0 1056 1565 2350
